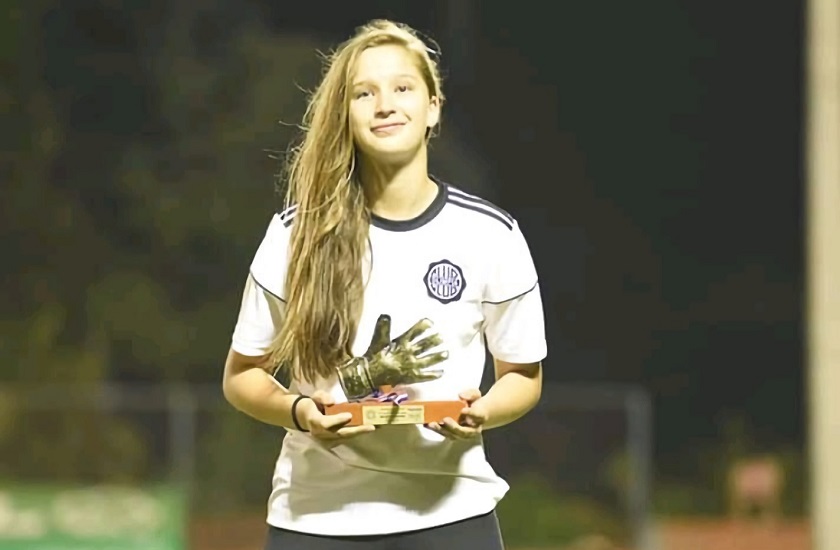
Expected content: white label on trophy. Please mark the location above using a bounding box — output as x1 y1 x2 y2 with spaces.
361 404 425 425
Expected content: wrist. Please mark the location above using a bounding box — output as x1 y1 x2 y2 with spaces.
291 395 316 431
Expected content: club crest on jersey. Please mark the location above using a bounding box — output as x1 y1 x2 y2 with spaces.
423 260 466 304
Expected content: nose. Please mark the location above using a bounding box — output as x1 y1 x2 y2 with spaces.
375 90 396 117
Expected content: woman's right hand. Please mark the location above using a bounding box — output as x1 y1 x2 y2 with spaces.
297 391 377 440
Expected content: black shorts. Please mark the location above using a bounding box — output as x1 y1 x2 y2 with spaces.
264 510 504 550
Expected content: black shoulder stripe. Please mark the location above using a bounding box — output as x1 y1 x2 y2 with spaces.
277 203 297 216
447 197 514 230
447 188 514 223
279 206 297 228
249 271 286 303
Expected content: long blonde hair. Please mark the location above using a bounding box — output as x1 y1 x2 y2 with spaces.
271 20 446 384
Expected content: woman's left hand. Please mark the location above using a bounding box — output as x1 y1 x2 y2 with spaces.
426 388 489 439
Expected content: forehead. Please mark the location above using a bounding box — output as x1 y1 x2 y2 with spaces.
352 44 422 82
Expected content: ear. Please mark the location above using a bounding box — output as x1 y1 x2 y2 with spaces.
426 95 441 130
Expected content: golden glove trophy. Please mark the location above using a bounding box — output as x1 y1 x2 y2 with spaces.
324 315 465 426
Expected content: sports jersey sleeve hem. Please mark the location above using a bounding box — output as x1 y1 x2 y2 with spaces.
482 281 547 366
230 273 285 359
482 219 539 304
230 341 273 358
491 350 547 365
481 280 538 305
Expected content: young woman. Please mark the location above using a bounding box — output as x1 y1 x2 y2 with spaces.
223 19 547 550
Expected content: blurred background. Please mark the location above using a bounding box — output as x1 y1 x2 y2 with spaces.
1 1 821 549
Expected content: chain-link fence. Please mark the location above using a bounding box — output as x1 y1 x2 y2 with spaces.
486 384 652 549
0 383 651 550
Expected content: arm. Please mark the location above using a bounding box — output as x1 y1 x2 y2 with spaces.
477 220 546 429
224 270 316 430
443 219 546 435
477 359 542 430
222 348 374 439
223 222 364 436
222 348 317 430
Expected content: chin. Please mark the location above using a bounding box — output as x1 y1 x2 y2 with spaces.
362 142 423 164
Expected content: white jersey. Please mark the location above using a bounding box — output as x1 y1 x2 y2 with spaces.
230 177 547 536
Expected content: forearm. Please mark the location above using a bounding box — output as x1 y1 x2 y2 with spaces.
480 365 542 430
223 367 309 430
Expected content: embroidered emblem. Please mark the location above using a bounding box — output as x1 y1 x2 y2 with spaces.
423 260 466 304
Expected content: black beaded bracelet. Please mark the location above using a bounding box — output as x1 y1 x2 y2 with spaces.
291 394 311 432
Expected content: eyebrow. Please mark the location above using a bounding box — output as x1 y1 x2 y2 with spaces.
352 74 420 87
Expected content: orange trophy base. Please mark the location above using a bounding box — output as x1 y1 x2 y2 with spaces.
325 385 465 427
325 399 466 427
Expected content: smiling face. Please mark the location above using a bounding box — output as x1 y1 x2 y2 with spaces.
348 44 441 165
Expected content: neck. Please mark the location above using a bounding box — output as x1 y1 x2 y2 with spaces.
360 150 437 221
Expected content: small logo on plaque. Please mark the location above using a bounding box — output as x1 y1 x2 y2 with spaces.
361 405 426 425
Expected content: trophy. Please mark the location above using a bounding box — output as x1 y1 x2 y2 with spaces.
324 315 465 426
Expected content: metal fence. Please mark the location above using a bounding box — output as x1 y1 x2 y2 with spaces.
0 382 652 549
485 384 653 549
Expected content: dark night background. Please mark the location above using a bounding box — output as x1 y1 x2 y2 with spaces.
4 0 805 527
264 1 807 472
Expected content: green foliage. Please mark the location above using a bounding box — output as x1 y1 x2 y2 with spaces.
0 306 149 483
0 4 331 486
100 24 328 383
496 474 626 547
191 410 284 514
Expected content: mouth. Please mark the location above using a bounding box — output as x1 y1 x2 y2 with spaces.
371 122 406 135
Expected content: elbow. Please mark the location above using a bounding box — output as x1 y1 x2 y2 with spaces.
222 373 232 400
222 347 255 410
532 379 542 408
222 366 247 412
223 376 252 416
222 374 238 408
526 364 543 410
523 377 541 415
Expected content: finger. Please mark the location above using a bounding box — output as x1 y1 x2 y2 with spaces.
458 388 482 403
368 314 392 353
316 412 353 430
460 409 486 428
396 318 434 345
334 425 377 438
411 333 443 354
442 417 479 438
416 351 449 369
424 422 457 439
413 369 444 382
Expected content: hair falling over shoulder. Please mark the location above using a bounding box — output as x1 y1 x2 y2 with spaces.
269 20 445 384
